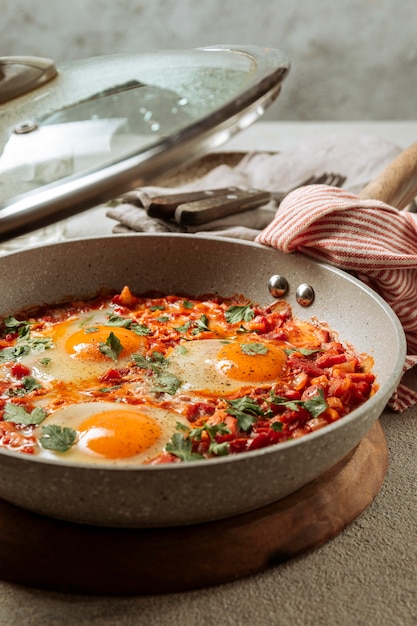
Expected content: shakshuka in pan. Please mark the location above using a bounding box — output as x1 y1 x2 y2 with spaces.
0 286 377 465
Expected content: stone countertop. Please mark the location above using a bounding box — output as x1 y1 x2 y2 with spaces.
1 121 416 626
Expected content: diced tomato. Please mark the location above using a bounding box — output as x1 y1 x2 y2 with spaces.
346 372 375 383
348 381 373 404
11 363 31 379
184 402 216 422
279 407 311 424
315 352 346 368
99 368 123 383
327 377 352 398
229 437 249 454
301 384 324 401
332 359 360 374
247 428 284 451
288 356 325 378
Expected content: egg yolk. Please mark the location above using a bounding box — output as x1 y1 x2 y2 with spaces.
216 341 287 382
65 325 143 361
77 409 162 459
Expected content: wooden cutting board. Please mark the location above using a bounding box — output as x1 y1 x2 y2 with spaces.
0 421 387 596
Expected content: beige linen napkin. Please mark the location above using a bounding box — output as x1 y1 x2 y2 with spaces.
107 132 402 239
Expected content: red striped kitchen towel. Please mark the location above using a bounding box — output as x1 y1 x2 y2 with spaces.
256 184 417 411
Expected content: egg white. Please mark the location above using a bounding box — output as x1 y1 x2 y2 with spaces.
19 309 143 384
167 338 286 395
35 401 188 465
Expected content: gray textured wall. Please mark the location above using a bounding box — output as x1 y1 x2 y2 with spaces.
3 0 417 121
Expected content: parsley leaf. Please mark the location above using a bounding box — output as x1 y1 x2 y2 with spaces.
269 388 328 418
3 403 47 426
165 432 204 462
0 318 53 363
190 422 231 456
130 323 151 336
39 424 77 452
225 304 255 324
192 315 210 335
241 342 268 356
27 337 54 351
106 314 132 328
303 389 329 418
152 371 182 395
166 422 230 460
189 421 230 442
8 376 42 397
174 321 191 333
225 396 264 431
284 347 322 356
0 346 27 363
99 332 123 362
133 352 182 395
4 316 31 338
106 315 151 335
84 326 99 334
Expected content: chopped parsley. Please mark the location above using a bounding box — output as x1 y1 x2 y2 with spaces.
269 388 328 418
8 376 42 397
3 403 47 426
225 304 255 324
166 421 231 460
106 313 132 328
84 326 99 334
284 347 322 356
174 321 191 333
133 351 182 395
39 424 77 452
165 432 204 462
131 323 151 336
3 316 31 338
225 396 264 431
98 332 123 362
192 314 210 335
241 342 268 356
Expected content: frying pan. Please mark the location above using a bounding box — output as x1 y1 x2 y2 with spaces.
0 143 414 528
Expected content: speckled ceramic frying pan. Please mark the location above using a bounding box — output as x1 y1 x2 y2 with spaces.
0 230 406 527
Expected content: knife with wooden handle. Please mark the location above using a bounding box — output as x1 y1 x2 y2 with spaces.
147 188 271 225
147 187 241 219
173 189 271 226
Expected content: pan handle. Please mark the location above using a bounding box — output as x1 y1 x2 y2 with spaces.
359 141 417 209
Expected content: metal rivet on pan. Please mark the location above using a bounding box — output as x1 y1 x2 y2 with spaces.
296 283 315 307
268 275 289 298
14 120 38 134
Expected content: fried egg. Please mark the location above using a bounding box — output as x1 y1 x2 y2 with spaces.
20 312 146 384
36 401 188 465
168 338 287 395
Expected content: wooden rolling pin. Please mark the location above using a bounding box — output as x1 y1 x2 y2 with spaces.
359 141 417 209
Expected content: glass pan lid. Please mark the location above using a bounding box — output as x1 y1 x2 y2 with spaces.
0 45 289 240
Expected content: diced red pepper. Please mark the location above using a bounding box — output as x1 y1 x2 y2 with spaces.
315 352 346 368
11 363 31 379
